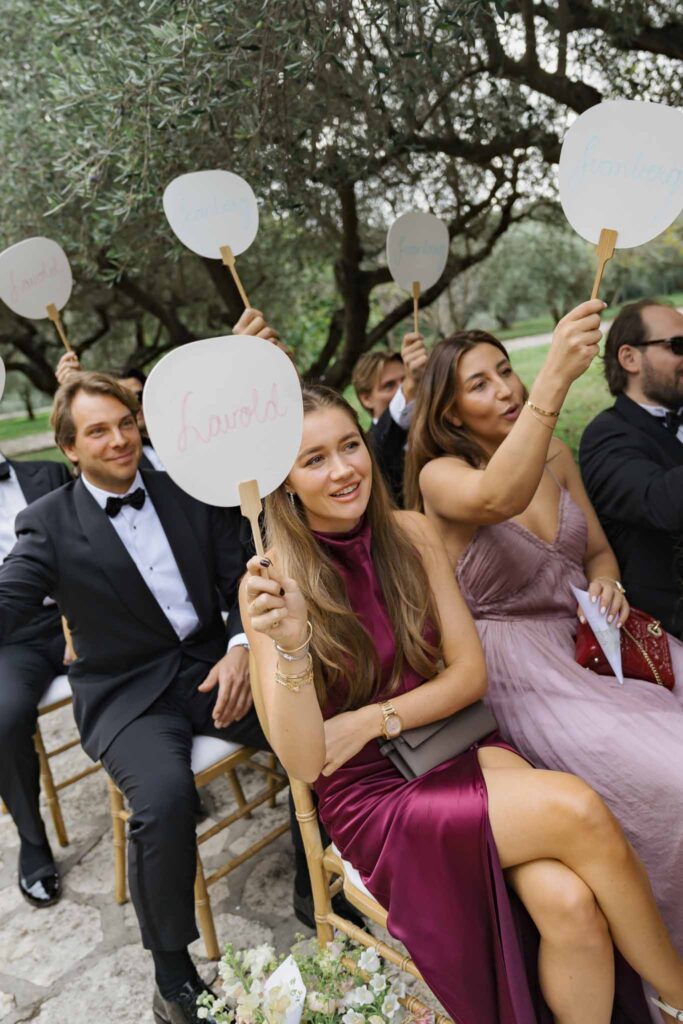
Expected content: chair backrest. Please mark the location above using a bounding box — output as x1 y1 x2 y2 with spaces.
248 652 331 907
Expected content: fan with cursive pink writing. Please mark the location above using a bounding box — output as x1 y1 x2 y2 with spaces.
143 334 303 556
0 237 74 351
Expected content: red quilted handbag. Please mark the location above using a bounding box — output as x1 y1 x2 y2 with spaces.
575 606 675 689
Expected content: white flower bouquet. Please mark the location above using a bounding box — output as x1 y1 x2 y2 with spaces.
197 939 427 1024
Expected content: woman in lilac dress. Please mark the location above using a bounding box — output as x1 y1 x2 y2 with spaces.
405 299 683 1020
242 383 683 1024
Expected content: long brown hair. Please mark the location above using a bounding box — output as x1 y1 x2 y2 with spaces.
265 385 441 710
404 331 513 511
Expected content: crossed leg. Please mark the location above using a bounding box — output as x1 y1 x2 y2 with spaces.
478 745 683 1023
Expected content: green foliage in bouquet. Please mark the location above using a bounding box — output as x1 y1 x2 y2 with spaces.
197 939 417 1024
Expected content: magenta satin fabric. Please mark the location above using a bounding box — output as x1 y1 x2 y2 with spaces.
312 516 649 1024
311 517 542 1023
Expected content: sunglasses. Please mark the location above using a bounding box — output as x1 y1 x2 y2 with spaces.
630 337 683 356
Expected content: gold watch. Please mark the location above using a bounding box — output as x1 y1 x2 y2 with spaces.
378 700 403 740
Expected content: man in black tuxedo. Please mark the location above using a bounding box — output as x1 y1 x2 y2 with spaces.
0 373 268 1023
580 299 683 638
353 333 428 506
0 454 72 907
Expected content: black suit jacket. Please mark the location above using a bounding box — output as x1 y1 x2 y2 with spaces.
0 469 250 760
368 409 408 508
6 458 72 646
579 394 683 638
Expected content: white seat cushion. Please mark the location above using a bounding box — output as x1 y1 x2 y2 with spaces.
191 735 243 774
331 842 373 899
38 674 72 710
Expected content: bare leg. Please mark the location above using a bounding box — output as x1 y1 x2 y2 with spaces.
478 746 683 1017
507 859 614 1024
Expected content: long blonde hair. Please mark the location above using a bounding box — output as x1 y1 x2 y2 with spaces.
265 386 441 710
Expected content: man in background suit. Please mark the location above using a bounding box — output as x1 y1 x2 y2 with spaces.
0 454 72 907
353 334 428 506
0 373 262 1023
580 299 683 637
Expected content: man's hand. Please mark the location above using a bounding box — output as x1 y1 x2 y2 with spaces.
197 646 253 728
401 332 428 402
55 351 81 386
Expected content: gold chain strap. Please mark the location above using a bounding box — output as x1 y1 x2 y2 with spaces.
622 625 663 686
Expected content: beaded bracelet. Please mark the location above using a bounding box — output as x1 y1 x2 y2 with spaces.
274 653 314 693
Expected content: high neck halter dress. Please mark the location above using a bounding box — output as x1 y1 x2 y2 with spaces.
311 515 648 1024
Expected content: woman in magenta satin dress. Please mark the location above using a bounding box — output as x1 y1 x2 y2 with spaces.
241 383 683 1024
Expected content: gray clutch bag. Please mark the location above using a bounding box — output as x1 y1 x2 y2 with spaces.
378 700 498 780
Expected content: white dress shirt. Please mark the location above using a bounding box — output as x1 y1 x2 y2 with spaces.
388 385 414 430
82 471 198 639
0 462 28 562
638 403 683 444
81 471 246 650
0 460 56 607
371 386 415 429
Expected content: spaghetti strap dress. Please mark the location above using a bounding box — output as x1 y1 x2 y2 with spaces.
455 483 683 958
311 515 649 1024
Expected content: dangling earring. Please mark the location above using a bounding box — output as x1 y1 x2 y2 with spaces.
287 490 297 508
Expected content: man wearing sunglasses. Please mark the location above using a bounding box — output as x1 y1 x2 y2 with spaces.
580 299 683 638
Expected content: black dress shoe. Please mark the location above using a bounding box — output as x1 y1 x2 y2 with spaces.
153 980 216 1024
293 887 366 931
18 868 61 908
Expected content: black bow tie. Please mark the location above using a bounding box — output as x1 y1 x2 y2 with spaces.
662 410 683 435
0 462 10 481
105 487 146 518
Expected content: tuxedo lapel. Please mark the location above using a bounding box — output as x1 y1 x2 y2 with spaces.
141 471 213 628
11 461 50 504
615 395 683 465
72 477 177 640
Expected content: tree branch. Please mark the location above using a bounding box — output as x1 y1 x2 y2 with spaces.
305 307 345 380
480 7 602 113
201 255 247 325
534 0 683 61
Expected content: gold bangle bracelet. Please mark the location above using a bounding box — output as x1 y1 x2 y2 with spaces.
274 653 314 693
527 408 555 430
526 399 560 419
274 620 313 656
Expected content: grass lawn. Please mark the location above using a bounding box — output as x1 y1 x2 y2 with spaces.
498 291 683 342
510 344 610 456
0 411 51 441
15 447 69 464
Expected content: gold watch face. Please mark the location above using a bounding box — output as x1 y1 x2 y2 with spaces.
385 714 402 738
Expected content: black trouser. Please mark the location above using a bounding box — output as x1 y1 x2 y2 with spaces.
0 631 65 847
101 653 308 951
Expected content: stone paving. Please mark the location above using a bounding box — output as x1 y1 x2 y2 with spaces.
0 702 310 1023
0 702 432 1024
